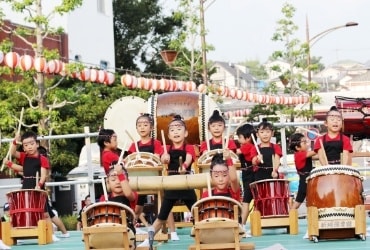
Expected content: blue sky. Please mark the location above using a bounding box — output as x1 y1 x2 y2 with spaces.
165 0 369 66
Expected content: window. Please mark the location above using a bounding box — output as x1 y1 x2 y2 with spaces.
100 60 108 70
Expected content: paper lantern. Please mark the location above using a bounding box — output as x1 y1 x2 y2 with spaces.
151 79 160 91
19 55 34 71
4 52 19 68
177 80 185 91
137 77 145 89
104 72 115 85
229 88 236 99
34 57 47 72
89 69 98 82
78 68 91 81
97 70 107 84
197 83 207 94
0 51 4 64
143 78 152 90
242 91 247 101
188 81 197 91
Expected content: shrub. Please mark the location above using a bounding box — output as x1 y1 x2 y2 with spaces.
60 214 78 231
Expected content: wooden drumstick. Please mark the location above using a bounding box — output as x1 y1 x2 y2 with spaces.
205 125 210 152
224 116 232 150
1 108 24 172
251 133 263 164
101 177 108 201
118 140 128 165
35 171 39 188
206 173 212 197
319 139 329 165
297 126 322 137
125 129 139 153
178 156 185 175
161 130 167 154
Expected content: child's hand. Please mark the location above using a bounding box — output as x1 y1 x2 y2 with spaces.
236 148 241 154
14 133 21 144
161 153 170 164
271 170 278 179
257 154 263 164
223 149 231 160
114 162 124 175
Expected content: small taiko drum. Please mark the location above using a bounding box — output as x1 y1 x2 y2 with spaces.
84 201 136 249
191 196 244 244
250 179 290 217
197 149 240 173
306 165 364 220
7 189 47 228
124 152 163 177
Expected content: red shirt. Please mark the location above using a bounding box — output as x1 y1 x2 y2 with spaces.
18 152 50 169
101 150 119 174
200 138 237 154
294 151 307 170
202 187 241 202
239 143 254 161
165 144 196 160
250 143 283 158
313 134 353 152
128 139 163 155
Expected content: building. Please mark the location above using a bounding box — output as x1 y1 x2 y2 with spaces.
0 0 115 71
210 61 260 91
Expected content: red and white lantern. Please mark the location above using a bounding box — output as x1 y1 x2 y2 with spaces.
0 51 4 64
34 57 47 72
151 79 160 91
78 68 91 81
19 55 34 71
104 72 115 85
197 83 207 94
97 70 107 84
4 51 20 69
89 69 98 82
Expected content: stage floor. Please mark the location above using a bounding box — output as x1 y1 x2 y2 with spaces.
7 218 370 250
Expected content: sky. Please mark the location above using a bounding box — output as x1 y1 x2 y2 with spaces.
163 0 370 66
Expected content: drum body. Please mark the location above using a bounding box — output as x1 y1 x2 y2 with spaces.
7 189 47 228
250 179 290 217
84 201 135 249
191 196 243 244
104 93 218 150
150 92 219 145
306 165 363 220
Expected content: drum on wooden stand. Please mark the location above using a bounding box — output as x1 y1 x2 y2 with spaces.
190 196 244 244
306 165 364 239
250 179 290 217
124 152 163 176
7 189 47 228
83 201 136 249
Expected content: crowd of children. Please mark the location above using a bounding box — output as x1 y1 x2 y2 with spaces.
1 105 360 248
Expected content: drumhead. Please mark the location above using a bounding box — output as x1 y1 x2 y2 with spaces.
104 96 148 150
197 149 240 165
191 196 242 214
124 152 161 167
6 189 47 196
250 179 290 187
307 165 362 181
85 201 135 219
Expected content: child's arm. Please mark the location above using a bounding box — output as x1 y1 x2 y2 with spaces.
114 164 136 201
271 154 280 178
224 149 239 192
37 167 48 189
3 159 23 173
342 150 352 165
10 134 21 159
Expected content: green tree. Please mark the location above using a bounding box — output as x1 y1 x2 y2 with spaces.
241 60 268 80
269 2 320 121
113 0 184 73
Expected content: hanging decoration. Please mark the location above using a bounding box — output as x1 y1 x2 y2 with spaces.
0 50 310 105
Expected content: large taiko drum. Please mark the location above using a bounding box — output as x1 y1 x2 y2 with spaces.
84 201 136 249
7 189 47 228
190 196 244 244
306 165 364 220
250 179 290 217
104 93 219 150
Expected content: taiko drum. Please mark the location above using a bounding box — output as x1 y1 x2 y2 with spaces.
7 189 47 228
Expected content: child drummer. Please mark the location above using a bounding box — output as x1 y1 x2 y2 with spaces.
313 106 353 165
251 119 282 181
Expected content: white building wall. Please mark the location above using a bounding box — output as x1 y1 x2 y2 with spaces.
0 0 115 71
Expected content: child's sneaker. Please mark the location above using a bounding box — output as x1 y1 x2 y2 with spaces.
137 239 149 247
52 234 60 242
171 231 180 241
59 232 70 238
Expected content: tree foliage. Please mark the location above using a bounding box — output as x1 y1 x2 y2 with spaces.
113 0 184 73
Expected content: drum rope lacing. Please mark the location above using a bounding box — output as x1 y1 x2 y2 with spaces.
307 166 363 181
318 207 355 220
